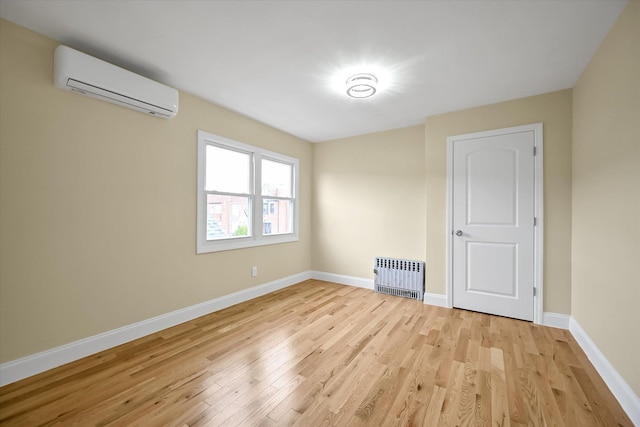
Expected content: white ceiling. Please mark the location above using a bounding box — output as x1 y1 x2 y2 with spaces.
0 0 627 142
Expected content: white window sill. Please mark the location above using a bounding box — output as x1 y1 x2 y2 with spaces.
196 233 299 254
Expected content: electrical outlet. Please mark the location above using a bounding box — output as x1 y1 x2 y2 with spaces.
251 266 258 277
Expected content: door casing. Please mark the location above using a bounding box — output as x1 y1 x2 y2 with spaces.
445 123 544 324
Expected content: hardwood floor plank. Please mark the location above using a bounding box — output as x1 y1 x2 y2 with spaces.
490 349 511 427
475 370 493 427
456 362 476 427
423 385 447 425
0 280 633 426
439 360 465 426
232 375 305 426
389 346 439 426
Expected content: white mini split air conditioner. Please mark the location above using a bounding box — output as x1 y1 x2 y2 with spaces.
54 45 179 119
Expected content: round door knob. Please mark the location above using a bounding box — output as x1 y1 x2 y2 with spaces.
455 230 463 236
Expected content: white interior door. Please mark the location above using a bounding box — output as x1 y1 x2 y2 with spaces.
450 126 538 321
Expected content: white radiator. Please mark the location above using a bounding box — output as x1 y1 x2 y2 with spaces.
374 257 425 301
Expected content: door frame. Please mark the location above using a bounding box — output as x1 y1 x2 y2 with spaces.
445 123 544 324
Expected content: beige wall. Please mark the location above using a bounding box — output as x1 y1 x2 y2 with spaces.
312 125 426 278
0 20 312 363
572 1 640 396
2 2 638 401
425 90 573 314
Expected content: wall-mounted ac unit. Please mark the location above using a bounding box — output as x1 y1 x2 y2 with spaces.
54 45 178 119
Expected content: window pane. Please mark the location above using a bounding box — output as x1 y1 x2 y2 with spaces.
207 194 251 240
262 159 292 197
262 198 292 235
206 145 250 193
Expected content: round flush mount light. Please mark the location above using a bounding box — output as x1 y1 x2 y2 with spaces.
345 73 378 99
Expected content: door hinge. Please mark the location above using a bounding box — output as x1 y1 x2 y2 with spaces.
533 287 536 296
533 146 537 156
534 217 537 226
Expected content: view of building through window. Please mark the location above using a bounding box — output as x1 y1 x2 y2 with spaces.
262 199 292 235
261 158 293 236
204 147 294 240
206 195 250 239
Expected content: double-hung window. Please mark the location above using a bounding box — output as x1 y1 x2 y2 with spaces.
197 130 299 253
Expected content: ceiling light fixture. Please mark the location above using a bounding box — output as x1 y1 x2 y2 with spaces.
345 73 378 99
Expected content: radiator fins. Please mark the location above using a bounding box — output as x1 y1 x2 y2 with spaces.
374 257 425 301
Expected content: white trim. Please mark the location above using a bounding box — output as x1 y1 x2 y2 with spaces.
445 123 544 324
445 139 454 309
424 293 448 307
542 312 570 329
0 271 311 387
570 317 640 426
196 130 300 254
533 124 544 325
310 273 449 308
309 271 373 289
3 273 637 426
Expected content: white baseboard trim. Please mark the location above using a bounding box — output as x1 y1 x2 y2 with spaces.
0 271 312 387
542 312 571 329
2 271 638 426
424 293 448 307
310 271 373 289
569 317 640 426
311 274 450 309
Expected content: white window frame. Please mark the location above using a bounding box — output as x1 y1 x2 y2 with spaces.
197 130 299 254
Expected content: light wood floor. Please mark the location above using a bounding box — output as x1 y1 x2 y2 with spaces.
0 280 632 426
